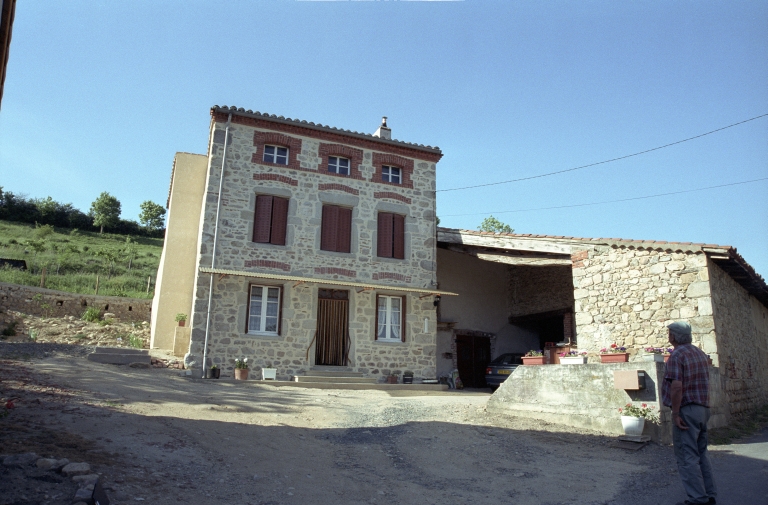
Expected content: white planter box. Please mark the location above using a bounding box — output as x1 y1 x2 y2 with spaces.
559 356 587 364
642 354 665 362
621 415 646 436
262 368 277 380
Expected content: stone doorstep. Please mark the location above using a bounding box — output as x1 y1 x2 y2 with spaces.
87 353 152 365
302 370 365 378
293 376 378 384
262 381 450 391
93 347 149 355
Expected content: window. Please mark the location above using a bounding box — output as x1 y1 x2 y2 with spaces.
328 156 350 176
263 145 288 165
253 195 288 245
381 165 401 184
247 285 281 335
376 295 405 342
321 205 352 253
377 212 405 259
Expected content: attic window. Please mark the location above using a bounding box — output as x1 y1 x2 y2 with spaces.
263 145 288 165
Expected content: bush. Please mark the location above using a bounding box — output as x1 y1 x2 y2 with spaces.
81 307 101 322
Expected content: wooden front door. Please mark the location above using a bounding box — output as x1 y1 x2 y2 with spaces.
315 289 349 366
456 335 491 388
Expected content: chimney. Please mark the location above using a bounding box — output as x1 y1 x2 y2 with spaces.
373 116 391 140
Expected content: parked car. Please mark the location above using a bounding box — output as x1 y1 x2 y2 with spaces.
485 353 524 392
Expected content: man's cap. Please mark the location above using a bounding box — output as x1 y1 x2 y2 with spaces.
667 321 692 336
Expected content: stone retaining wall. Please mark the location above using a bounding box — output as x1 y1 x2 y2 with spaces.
0 282 151 323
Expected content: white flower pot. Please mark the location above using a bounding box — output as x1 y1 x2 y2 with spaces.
262 368 277 380
560 356 587 364
621 416 646 436
642 354 665 362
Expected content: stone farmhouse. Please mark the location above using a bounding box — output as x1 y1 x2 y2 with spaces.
151 105 767 437
151 106 454 381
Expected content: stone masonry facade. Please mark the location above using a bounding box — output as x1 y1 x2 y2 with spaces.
187 110 441 380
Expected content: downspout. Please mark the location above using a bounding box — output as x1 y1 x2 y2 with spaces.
201 113 231 377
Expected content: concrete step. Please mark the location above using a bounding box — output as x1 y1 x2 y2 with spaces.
263 381 450 392
93 347 148 355
87 347 151 365
306 370 364 378
293 376 377 384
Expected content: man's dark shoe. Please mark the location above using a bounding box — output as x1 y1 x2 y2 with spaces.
707 498 716 505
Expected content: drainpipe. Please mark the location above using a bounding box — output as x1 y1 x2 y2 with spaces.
201 113 231 377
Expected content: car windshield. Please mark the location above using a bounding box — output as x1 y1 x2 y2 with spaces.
490 354 522 365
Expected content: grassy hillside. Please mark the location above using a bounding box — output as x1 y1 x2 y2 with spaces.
0 220 163 299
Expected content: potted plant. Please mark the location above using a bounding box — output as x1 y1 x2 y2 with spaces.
618 403 659 436
386 373 399 384
175 313 188 327
643 347 673 363
205 364 220 379
600 343 629 363
522 350 546 365
559 350 588 364
402 371 414 384
234 358 249 380
261 367 277 380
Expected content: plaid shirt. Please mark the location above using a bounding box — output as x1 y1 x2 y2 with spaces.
662 344 710 408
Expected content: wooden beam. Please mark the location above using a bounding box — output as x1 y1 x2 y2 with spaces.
438 230 573 255
474 253 572 267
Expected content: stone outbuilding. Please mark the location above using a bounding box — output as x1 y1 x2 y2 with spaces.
151 106 454 380
436 228 768 439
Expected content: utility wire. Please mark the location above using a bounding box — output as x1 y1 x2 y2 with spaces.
437 113 768 193
439 177 768 217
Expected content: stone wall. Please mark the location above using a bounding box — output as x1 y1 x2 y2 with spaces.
571 246 714 357
708 259 768 415
508 265 574 317
0 282 151 322
187 117 439 380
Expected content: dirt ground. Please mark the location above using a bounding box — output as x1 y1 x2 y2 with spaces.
1 321 767 505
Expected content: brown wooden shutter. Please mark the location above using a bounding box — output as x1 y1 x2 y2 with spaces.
253 196 273 243
337 207 352 253
400 295 406 342
321 205 338 251
377 212 393 258
374 294 380 340
393 214 405 259
270 197 288 246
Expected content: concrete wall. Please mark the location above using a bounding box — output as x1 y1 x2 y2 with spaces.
571 246 714 357
186 117 440 380
709 259 768 415
150 153 208 350
487 361 729 443
0 282 151 322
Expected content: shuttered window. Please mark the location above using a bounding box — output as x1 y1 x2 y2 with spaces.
320 205 352 253
375 294 405 342
253 195 289 245
377 212 405 259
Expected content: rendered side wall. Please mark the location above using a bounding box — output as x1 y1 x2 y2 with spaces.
150 153 208 350
708 259 768 415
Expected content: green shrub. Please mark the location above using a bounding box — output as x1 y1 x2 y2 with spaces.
1 321 17 336
128 334 143 349
81 307 101 322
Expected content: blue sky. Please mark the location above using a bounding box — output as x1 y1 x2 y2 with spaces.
1 1 766 275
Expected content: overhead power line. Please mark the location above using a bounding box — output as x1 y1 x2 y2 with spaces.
439 177 768 217
437 113 768 193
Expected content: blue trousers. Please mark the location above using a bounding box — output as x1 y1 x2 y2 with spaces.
673 404 717 504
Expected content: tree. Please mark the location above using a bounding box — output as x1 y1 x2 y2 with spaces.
90 192 121 233
478 215 514 234
138 201 166 231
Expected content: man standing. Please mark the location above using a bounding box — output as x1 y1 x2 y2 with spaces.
662 321 717 505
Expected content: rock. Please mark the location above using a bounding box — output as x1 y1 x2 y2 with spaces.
61 462 91 476
72 473 100 486
3 452 39 467
129 362 150 369
72 487 93 502
55 458 70 469
36 457 58 469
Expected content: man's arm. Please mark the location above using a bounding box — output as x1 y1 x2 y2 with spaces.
670 380 688 430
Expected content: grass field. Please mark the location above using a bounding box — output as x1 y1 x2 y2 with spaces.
0 220 163 299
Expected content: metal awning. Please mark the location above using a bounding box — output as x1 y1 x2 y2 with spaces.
199 267 458 296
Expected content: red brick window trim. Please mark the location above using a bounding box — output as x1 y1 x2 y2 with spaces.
318 183 359 196
318 143 364 181
372 153 414 189
314 267 357 277
373 192 412 204
252 131 301 170
253 174 299 186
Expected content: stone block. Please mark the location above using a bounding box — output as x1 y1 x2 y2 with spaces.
62 462 91 476
648 263 666 275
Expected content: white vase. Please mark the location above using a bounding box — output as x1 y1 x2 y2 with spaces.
560 356 587 364
621 415 646 436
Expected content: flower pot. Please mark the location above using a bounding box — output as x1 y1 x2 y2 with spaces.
403 375 413 384
205 368 220 379
664 355 670 363
387 375 399 384
643 354 665 363
600 353 629 363
522 356 546 365
234 368 249 380
559 356 587 364
262 368 277 380
620 415 646 436
178 320 186 327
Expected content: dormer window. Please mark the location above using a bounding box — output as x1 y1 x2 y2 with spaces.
382 165 401 184
328 156 350 176
263 145 288 165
